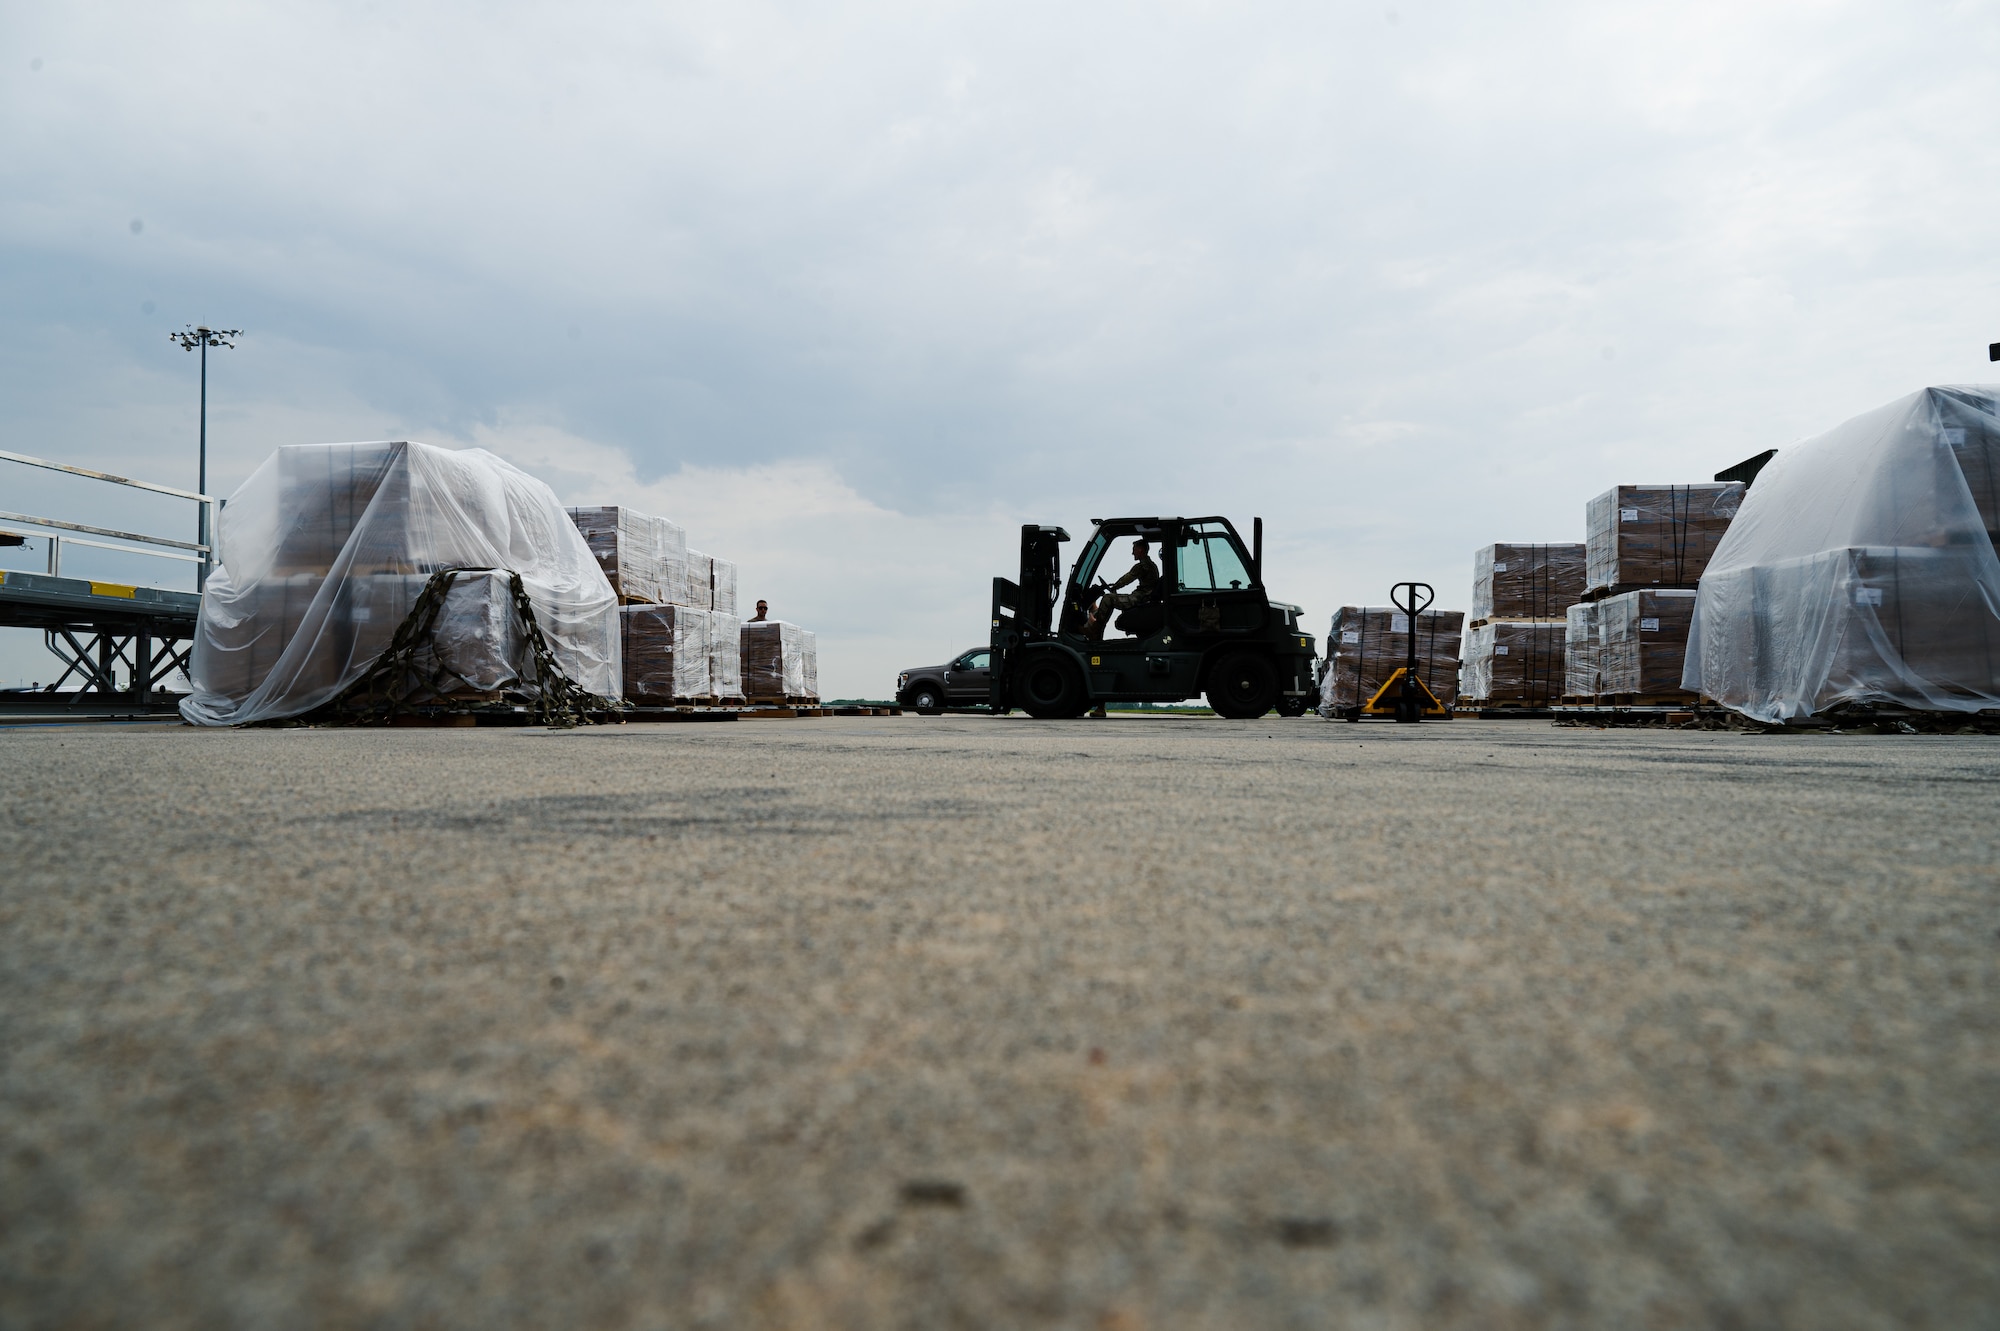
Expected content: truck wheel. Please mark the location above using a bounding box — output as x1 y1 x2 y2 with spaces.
1208 652 1278 719
1275 696 1309 717
909 683 946 715
1016 653 1086 718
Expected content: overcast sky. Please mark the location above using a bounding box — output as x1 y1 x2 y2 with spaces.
4 0 1997 697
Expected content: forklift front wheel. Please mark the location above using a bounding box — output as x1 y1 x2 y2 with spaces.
1275 695 1310 718
1207 651 1278 719
1015 653 1087 719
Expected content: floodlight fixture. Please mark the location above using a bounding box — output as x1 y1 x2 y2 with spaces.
170 325 242 590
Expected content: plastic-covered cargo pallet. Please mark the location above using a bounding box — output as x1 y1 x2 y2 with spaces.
709 606 743 700
1317 606 1463 714
1472 544 1586 623
1564 603 1599 697
1686 386 2000 721
1460 622 1565 703
1597 589 1698 696
621 603 712 701
1585 484 1743 594
742 621 812 698
183 442 621 725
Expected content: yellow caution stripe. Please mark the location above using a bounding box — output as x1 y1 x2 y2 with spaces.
90 580 139 599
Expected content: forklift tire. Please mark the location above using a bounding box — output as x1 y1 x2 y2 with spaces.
1207 651 1278 719
908 684 946 716
1015 653 1087 719
1275 696 1310 718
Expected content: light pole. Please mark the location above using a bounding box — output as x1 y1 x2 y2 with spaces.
170 325 241 590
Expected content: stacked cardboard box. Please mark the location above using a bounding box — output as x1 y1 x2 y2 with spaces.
1584 483 1744 595
1317 606 1464 713
710 611 743 701
620 604 712 702
1564 602 1600 699
1460 622 1566 704
567 507 689 605
1471 544 1586 624
741 621 817 700
1596 589 1698 699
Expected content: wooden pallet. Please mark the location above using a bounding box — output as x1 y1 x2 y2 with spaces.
1589 691 1701 707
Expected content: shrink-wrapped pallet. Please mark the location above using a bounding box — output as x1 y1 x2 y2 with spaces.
621 603 710 701
1471 544 1587 624
653 516 688 611
710 558 738 618
742 620 810 698
568 506 661 603
1316 606 1463 713
1688 386 2000 721
684 550 714 610
1597 589 1697 698
800 629 818 700
1460 621 1565 703
710 607 743 699
1564 602 1600 699
184 442 620 725
1585 484 1744 594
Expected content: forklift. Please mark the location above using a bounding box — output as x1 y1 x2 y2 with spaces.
988 516 1317 719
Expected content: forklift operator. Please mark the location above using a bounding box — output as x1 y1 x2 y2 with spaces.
1085 539 1160 638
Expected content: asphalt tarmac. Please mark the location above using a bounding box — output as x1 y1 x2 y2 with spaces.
2 714 1996 1329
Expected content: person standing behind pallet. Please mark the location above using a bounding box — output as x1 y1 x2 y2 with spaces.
748 599 768 622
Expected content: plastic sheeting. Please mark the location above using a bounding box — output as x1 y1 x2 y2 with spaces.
1459 622 1564 703
1685 386 2000 721
686 551 714 609
742 621 812 698
182 442 621 725
1586 484 1743 593
710 609 743 700
1471 544 1586 623
1564 603 1599 698
1598 589 1697 697
621 603 711 701
568 507 688 606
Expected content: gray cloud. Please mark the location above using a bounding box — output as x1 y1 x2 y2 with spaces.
4 0 1997 695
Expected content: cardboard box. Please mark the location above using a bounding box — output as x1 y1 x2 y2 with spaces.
1564 602 1599 698
621 603 712 702
1460 621 1566 703
569 506 661 603
1585 483 1744 593
1597 589 1698 697
742 620 811 698
1472 544 1586 623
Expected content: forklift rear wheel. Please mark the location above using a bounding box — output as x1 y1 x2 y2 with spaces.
1208 651 1278 719
1016 654 1087 718
1275 696 1310 718
909 684 946 715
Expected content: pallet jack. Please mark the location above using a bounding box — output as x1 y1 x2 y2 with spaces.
1354 581 1449 723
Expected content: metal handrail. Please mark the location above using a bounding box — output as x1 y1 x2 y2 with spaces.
1 448 218 579
0 523 204 564
0 510 208 553
0 448 213 504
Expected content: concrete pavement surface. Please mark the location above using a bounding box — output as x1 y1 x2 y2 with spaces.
1 714 1996 1329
